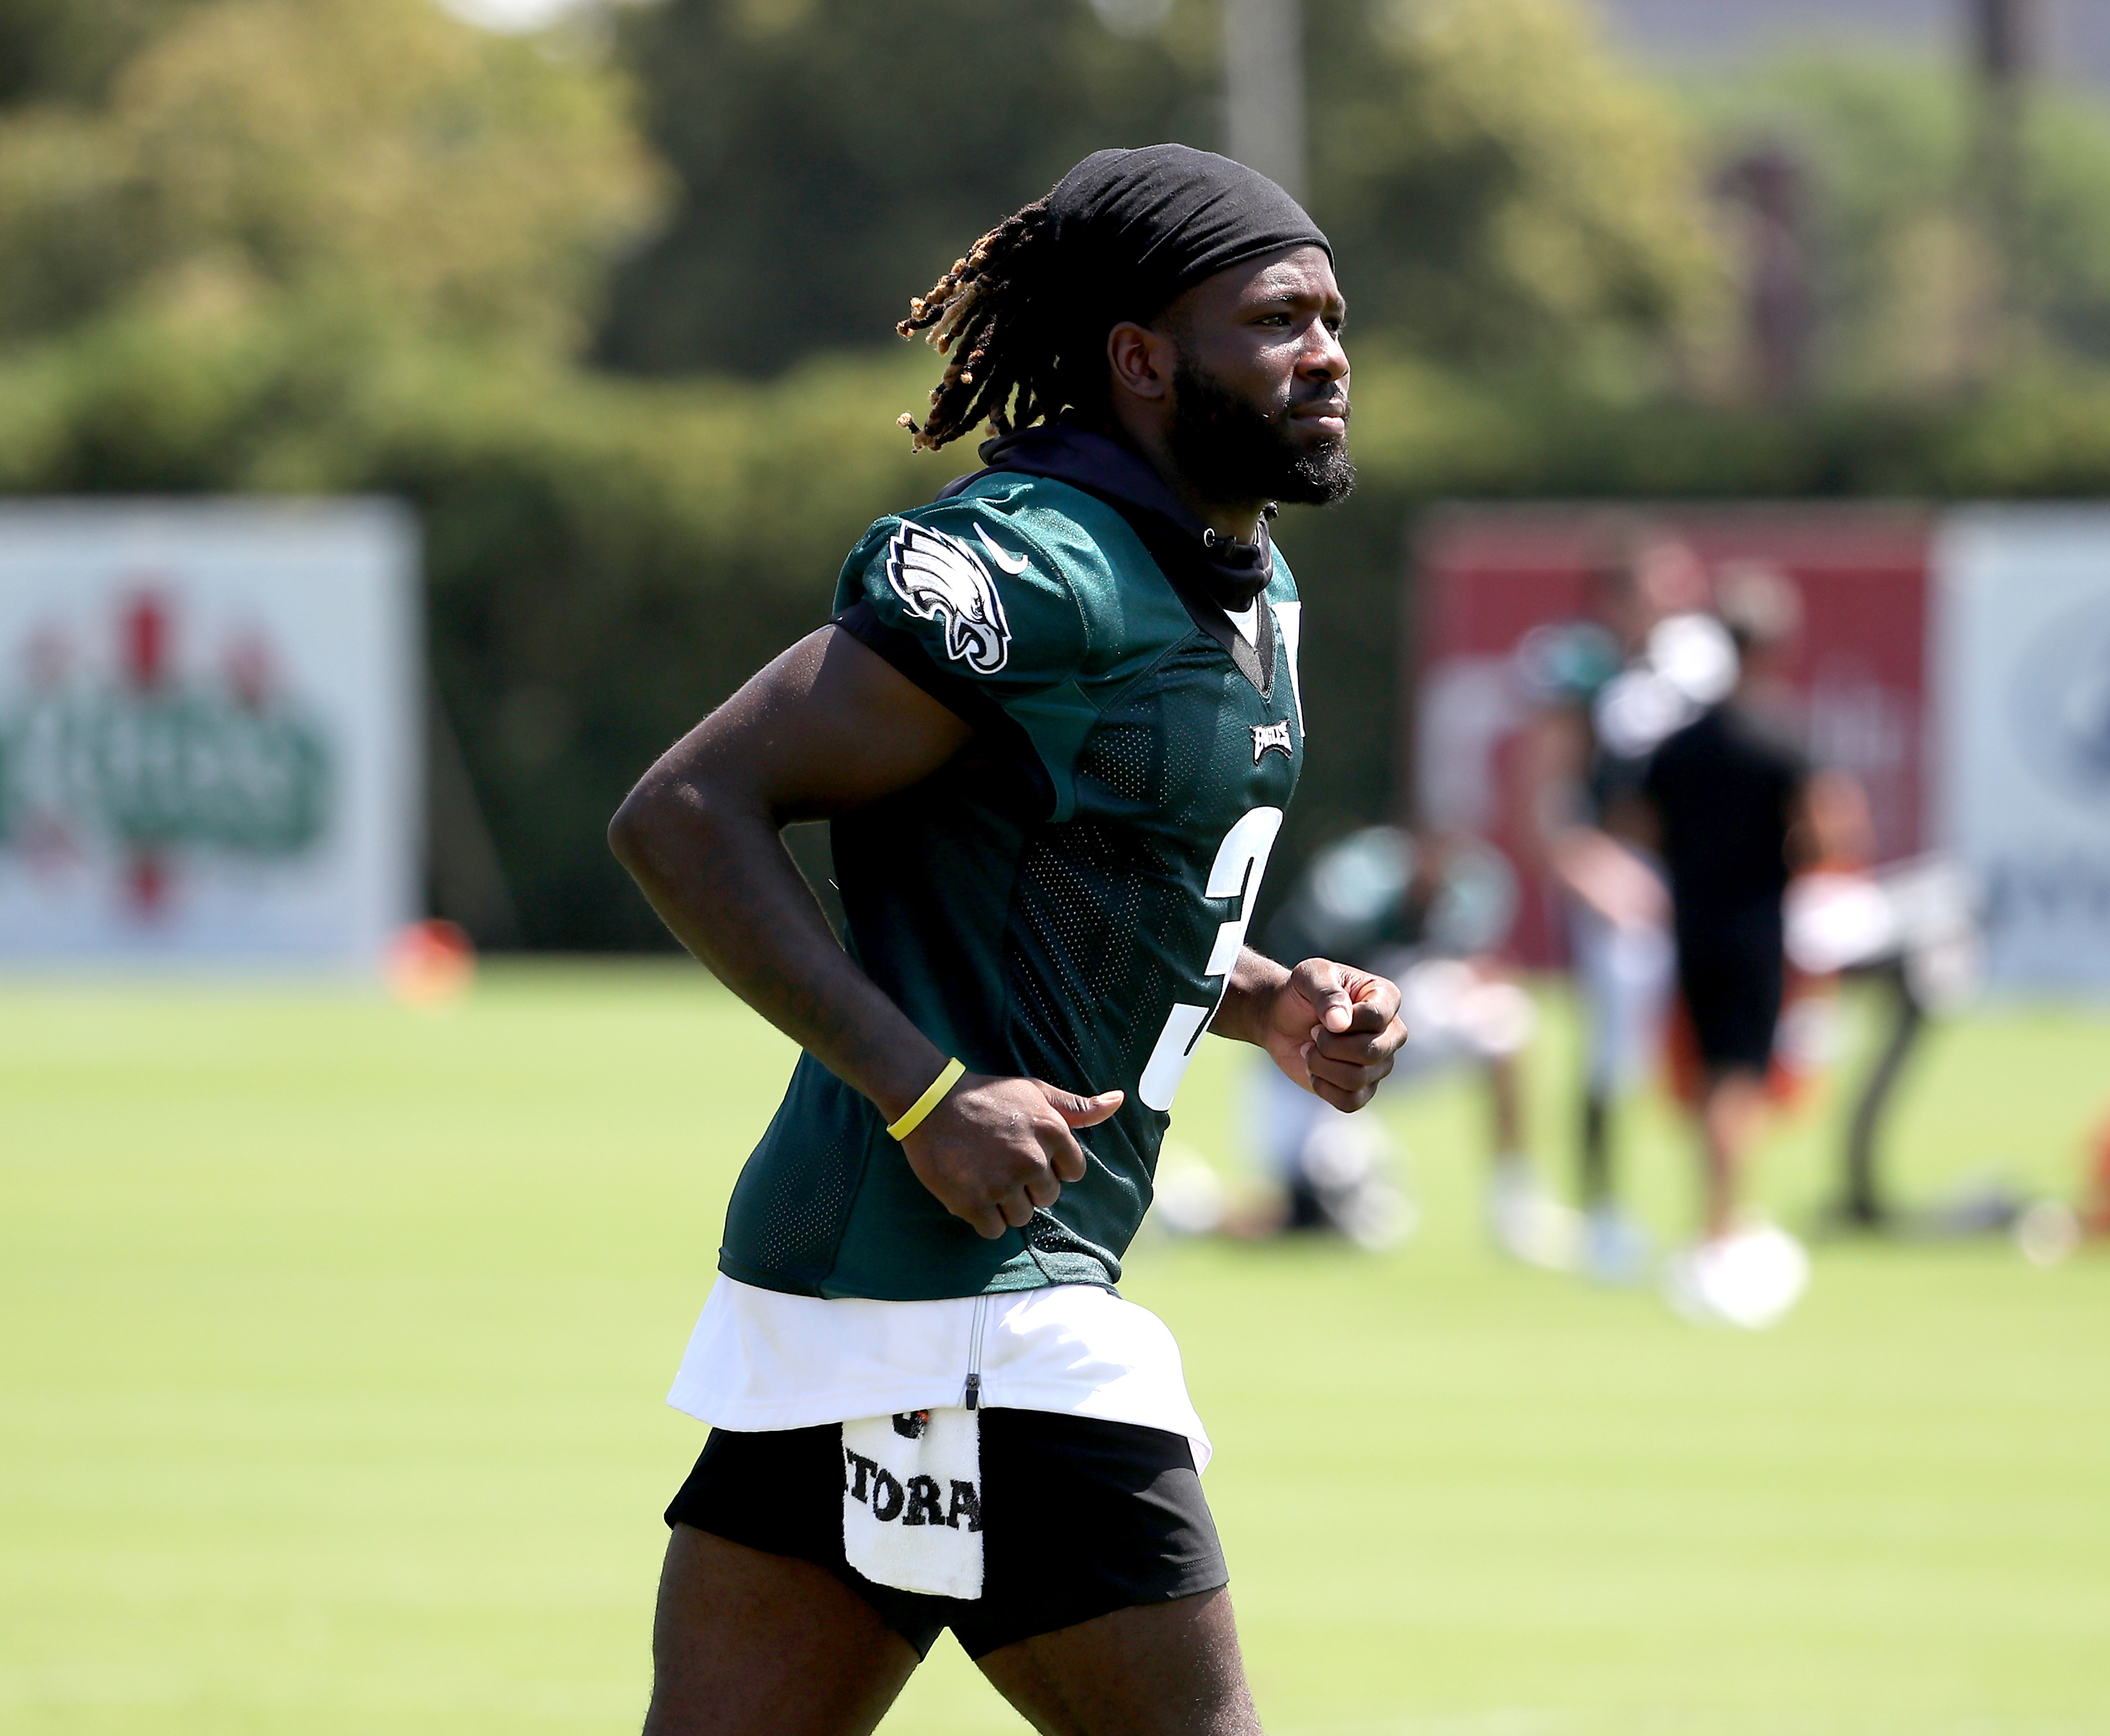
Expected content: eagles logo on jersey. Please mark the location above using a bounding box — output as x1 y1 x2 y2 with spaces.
885 523 1013 675
1251 720 1293 762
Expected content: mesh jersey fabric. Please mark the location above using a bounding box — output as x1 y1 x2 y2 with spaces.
716 471 1304 1301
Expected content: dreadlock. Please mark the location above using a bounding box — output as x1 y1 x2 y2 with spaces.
895 198 1075 453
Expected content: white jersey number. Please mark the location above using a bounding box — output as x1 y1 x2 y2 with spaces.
1136 806 1284 1112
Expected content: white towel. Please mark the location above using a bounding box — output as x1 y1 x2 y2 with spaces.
841 1407 983 1598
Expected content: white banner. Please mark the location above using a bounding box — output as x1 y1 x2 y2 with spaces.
0 499 419 967
1934 507 2110 990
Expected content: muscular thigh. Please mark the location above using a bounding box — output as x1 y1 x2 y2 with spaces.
975 1587 1262 1736
642 1524 919 1736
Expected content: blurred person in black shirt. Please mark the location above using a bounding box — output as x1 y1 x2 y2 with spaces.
1642 564 1861 1328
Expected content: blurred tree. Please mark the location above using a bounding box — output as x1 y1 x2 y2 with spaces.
595 0 1220 375
1691 54 2110 394
1307 0 1723 385
600 0 1721 383
0 0 663 355
0 0 201 109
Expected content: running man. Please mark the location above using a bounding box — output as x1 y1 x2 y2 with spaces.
610 146 1407 1735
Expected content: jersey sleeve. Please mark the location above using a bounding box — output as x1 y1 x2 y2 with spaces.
833 503 1089 712
831 499 1098 818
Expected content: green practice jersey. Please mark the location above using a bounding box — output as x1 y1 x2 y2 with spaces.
717 462 1305 1301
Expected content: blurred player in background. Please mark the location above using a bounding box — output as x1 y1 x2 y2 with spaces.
1641 564 1864 1327
1244 825 1553 1258
1512 519 1728 1280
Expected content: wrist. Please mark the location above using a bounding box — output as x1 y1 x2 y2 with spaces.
864 1040 956 1126
886 1057 965 1141
1211 952 1290 1047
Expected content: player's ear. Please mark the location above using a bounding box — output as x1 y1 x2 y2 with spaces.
1106 320 1174 403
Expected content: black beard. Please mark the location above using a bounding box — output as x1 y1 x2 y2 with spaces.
1166 357 1355 509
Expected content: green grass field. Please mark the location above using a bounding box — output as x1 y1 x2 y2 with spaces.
4 963 2108 1735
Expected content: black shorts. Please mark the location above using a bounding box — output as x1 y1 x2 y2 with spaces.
664 1408 1227 1659
1678 920 1785 1074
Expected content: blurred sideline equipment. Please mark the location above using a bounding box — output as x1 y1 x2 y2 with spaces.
1239 825 1555 1258
385 917 476 1007
0 499 419 970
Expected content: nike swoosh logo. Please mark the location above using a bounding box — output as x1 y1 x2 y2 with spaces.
974 525 1031 575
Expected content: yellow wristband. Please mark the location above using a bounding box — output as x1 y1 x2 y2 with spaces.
886 1057 966 1142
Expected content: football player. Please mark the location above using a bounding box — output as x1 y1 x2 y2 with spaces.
611 146 1407 1735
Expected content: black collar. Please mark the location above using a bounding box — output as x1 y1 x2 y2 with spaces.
941 421 1277 615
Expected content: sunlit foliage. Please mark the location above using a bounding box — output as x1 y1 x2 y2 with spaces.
0 0 662 355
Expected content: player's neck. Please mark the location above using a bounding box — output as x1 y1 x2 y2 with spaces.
1100 412 1266 546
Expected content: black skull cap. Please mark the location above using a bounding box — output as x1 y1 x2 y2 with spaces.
1045 143 1332 328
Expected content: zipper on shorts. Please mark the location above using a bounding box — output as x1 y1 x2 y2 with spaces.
963 1293 989 1411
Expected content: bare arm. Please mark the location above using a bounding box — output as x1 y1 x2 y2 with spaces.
1516 705 1666 929
609 625 1119 1239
